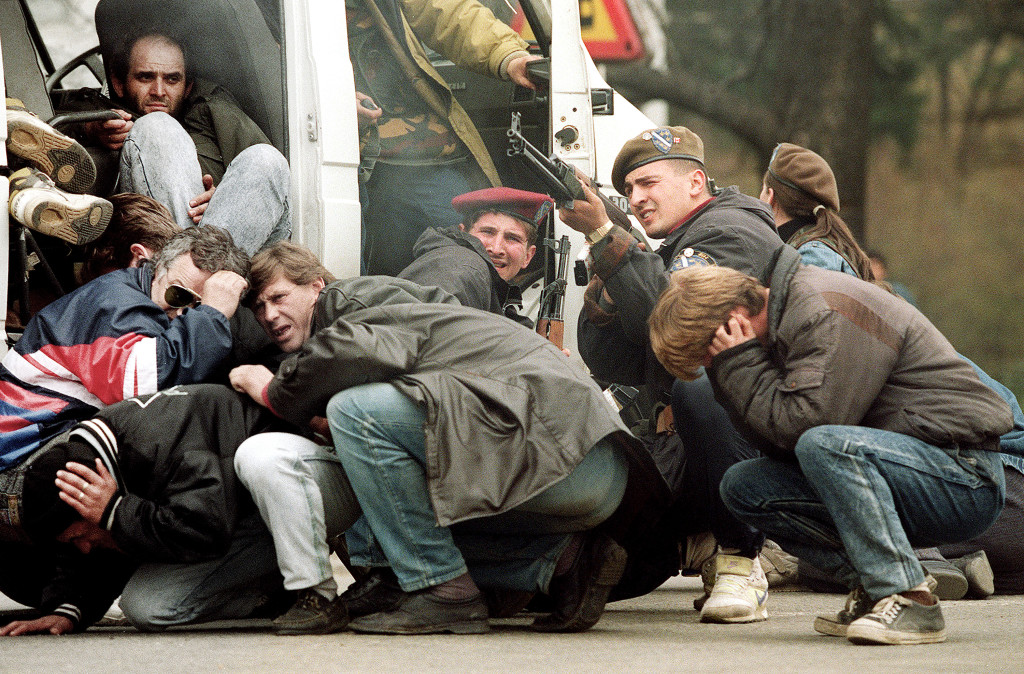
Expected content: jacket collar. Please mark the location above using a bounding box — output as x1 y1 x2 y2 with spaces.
764 244 802 344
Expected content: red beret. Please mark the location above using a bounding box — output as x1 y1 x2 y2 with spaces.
451 187 554 227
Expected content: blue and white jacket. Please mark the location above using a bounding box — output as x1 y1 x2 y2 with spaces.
0 265 232 469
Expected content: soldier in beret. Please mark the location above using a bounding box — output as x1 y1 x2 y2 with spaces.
559 126 784 624
399 187 552 327
760 142 875 280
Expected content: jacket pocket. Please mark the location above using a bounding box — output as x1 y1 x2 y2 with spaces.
903 408 956 448
775 367 824 393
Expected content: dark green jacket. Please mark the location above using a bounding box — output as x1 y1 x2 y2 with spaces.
266 276 666 527
181 78 272 183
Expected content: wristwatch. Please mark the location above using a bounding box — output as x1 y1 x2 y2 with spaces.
586 222 613 244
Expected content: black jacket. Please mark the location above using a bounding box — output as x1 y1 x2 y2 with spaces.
3 384 278 630
399 226 532 327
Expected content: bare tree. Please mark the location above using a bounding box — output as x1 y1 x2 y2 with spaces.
605 0 874 239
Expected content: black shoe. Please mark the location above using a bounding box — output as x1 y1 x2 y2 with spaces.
532 533 627 633
272 589 350 636
339 567 405 619
482 587 536 618
348 589 490 635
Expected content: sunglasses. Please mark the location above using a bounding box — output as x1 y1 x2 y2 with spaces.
165 283 202 309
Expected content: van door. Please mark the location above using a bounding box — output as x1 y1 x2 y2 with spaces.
282 0 362 279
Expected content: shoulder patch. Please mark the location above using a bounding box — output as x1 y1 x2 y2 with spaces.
668 247 717 272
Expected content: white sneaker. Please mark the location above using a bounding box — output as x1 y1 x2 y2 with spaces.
6 97 97 193
699 553 769 623
8 167 111 245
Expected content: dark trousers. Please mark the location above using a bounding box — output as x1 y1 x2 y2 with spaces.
671 375 764 556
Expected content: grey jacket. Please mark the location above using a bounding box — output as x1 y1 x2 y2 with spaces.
710 246 1013 458
266 276 666 527
579 186 782 394
398 227 531 327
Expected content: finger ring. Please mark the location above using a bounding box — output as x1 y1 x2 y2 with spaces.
79 490 85 499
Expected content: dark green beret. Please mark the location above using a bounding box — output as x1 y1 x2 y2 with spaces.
611 127 705 194
767 143 840 211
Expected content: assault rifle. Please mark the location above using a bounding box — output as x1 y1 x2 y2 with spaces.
506 112 631 228
506 112 638 287
535 234 570 348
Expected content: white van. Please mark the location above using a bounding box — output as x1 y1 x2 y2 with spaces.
0 0 653 355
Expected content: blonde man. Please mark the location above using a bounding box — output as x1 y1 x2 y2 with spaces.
648 248 1011 646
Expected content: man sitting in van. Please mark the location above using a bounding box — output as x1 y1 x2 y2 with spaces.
85 31 290 255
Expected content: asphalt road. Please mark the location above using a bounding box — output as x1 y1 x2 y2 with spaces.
3 573 1023 673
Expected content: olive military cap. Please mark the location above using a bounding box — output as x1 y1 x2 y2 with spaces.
611 126 705 195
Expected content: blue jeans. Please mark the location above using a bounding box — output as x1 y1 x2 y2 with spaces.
118 512 282 630
361 159 483 276
118 112 291 255
721 425 1005 600
327 383 627 593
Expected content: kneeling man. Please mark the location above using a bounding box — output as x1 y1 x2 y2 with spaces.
231 242 666 635
648 246 1011 645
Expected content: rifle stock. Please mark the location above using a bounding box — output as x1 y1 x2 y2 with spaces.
536 317 565 349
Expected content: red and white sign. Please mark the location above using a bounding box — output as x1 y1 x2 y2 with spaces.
512 0 645 62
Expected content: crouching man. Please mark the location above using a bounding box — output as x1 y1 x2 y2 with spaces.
648 245 1011 645
231 242 667 635
0 385 282 635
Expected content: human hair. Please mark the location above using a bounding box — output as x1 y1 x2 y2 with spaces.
763 169 874 281
864 248 887 271
463 209 538 246
649 266 766 381
80 193 181 283
665 158 711 199
248 241 337 297
152 225 250 280
111 31 194 86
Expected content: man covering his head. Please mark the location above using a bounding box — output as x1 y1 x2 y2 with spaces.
0 225 249 471
649 248 1012 645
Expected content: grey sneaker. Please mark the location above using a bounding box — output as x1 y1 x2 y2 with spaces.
760 539 800 589
921 558 968 600
813 586 872 637
953 550 995 599
846 594 946 645
272 589 349 636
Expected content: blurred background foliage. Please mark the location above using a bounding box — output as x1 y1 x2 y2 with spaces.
609 0 1024 397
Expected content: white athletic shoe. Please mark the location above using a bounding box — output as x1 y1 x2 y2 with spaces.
699 553 769 623
8 167 111 245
